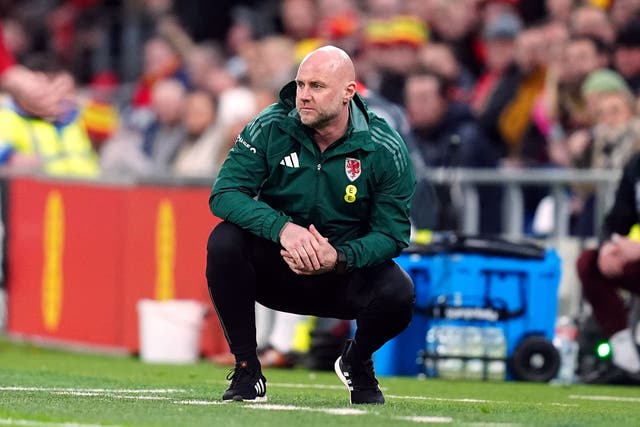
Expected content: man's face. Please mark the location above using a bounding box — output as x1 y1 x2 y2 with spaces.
295 55 347 129
405 75 446 128
563 39 600 84
614 47 640 78
595 92 633 129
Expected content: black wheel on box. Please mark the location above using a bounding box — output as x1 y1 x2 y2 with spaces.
510 335 560 382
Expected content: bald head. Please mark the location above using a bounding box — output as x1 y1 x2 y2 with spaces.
299 45 356 82
295 45 357 136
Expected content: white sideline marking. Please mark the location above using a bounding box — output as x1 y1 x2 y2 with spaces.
549 403 578 407
320 408 368 415
52 392 103 397
569 394 640 403
245 403 367 416
395 415 453 423
388 395 506 404
112 395 171 401
0 387 184 394
0 418 117 427
464 423 523 427
389 394 577 407
174 400 226 406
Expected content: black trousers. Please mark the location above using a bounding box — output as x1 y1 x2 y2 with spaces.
205 221 415 360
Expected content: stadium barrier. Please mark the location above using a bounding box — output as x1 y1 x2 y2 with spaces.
5 175 227 356
418 166 620 239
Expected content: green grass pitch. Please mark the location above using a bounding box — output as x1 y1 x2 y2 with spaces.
1 337 639 427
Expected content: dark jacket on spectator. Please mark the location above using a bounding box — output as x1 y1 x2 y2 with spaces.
600 152 640 242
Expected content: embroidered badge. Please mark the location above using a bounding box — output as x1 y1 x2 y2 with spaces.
345 158 361 182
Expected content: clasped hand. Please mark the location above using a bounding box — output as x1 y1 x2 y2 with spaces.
279 223 338 275
598 233 640 278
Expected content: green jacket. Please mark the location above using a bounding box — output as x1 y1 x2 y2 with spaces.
210 81 415 271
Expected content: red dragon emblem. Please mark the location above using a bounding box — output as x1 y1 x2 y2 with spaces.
345 158 361 182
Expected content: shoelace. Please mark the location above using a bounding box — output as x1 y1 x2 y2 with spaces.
226 366 255 389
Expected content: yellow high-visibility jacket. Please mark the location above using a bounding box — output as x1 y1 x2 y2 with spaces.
0 106 99 177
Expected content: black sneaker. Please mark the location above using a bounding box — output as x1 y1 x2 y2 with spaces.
222 361 267 402
580 364 640 385
334 340 384 404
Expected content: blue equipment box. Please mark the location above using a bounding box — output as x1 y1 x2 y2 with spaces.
373 235 561 379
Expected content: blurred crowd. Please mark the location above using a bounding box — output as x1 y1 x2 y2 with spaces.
2 0 640 235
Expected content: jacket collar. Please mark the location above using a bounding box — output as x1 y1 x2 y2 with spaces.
277 81 377 154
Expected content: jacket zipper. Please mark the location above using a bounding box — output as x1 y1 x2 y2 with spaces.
310 157 322 226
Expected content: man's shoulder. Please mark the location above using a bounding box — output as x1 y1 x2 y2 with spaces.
256 102 290 121
245 103 290 140
366 116 407 152
365 116 411 175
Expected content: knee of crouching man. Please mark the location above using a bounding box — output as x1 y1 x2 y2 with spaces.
378 264 415 321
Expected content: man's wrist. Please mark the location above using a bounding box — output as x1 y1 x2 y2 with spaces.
334 248 347 274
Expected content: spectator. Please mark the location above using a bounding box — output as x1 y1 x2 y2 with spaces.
428 0 483 78
404 69 494 231
568 69 640 235
576 151 640 383
609 0 640 31
0 70 99 177
586 71 640 171
418 42 475 102
280 0 318 42
130 35 190 110
542 36 609 167
478 26 548 165
471 11 522 114
0 21 69 120
545 0 574 25
363 14 427 105
201 65 238 100
569 4 615 46
172 89 222 179
613 16 640 94
246 36 297 93
185 41 225 92
101 78 186 178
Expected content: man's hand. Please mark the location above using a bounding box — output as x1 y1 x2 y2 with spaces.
613 235 640 264
279 222 322 272
598 236 625 278
1 66 71 119
281 224 338 275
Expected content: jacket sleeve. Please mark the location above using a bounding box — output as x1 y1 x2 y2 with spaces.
600 154 640 241
336 135 416 270
209 118 291 243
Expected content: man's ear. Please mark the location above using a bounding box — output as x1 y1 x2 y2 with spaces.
344 81 356 103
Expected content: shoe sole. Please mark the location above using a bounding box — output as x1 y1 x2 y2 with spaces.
334 356 354 404
222 395 268 403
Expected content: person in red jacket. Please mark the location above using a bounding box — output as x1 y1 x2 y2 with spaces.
0 22 69 118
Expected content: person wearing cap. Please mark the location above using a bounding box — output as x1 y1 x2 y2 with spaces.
563 68 640 236
364 14 428 105
471 11 522 114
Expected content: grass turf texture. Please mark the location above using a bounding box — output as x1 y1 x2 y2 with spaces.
1 337 639 426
